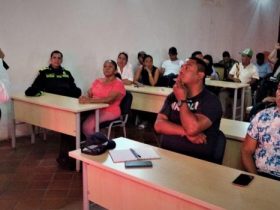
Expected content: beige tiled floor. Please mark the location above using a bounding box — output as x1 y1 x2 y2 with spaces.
0 121 159 210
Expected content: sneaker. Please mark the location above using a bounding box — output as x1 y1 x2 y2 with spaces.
138 121 148 129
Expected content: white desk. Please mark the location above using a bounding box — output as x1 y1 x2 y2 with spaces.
220 118 249 141
11 92 108 171
126 82 249 121
125 85 172 113
220 119 249 169
205 78 249 120
70 137 280 210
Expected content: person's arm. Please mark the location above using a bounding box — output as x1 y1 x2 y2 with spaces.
122 79 133 85
25 71 46 96
122 64 134 85
148 68 160 86
79 90 121 104
67 72 82 98
173 80 212 137
241 134 258 174
154 113 206 144
133 66 143 83
268 43 280 64
228 63 241 82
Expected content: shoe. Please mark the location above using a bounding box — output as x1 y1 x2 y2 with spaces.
138 121 148 129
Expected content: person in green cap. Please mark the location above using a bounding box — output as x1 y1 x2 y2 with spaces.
228 48 259 85
220 48 259 118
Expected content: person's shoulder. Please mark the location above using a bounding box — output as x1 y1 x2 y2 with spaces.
62 67 72 74
39 66 50 72
202 88 220 103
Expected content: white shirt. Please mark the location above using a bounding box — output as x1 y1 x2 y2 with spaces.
117 63 133 81
229 63 259 84
161 59 184 76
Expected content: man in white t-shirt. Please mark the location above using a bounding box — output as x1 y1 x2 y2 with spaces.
220 48 259 118
228 48 259 85
158 47 184 87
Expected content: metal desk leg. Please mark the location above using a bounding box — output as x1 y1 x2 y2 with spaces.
11 100 16 148
75 113 81 172
232 89 237 120
31 125 35 144
95 109 100 132
240 87 245 121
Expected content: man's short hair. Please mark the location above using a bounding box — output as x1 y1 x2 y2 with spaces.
189 57 207 73
50 50 63 58
222 51 230 58
137 51 146 59
168 47 177 55
191 51 202 58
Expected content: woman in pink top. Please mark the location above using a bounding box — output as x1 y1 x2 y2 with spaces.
79 60 125 137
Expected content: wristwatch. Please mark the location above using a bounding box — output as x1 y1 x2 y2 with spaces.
177 100 187 107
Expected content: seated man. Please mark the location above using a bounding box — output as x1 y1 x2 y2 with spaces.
158 47 184 87
220 48 259 117
25 50 82 170
154 58 223 162
218 51 236 81
242 82 280 181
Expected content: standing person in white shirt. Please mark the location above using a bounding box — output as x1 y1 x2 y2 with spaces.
158 47 184 87
117 52 134 85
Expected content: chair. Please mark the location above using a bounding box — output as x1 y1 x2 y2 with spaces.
212 130 227 164
100 91 133 139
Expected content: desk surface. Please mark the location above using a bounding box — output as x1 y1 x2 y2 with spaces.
125 85 172 96
220 118 249 141
70 137 280 210
205 78 249 89
12 92 108 113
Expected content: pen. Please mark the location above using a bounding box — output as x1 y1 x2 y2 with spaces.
130 148 141 159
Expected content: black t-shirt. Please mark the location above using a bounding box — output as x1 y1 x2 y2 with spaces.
159 88 223 161
140 66 157 85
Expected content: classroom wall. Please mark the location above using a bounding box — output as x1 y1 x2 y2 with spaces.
0 0 279 140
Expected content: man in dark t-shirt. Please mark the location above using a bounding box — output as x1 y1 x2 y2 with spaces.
154 57 223 162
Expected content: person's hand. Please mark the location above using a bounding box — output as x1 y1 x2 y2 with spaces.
185 133 207 144
233 78 241 83
274 43 280 50
173 77 187 100
79 96 91 104
87 89 93 97
0 48 5 59
262 96 276 103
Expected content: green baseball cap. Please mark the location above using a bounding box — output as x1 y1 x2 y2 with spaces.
240 48 253 57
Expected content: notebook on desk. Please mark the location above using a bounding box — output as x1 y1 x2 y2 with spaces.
109 148 160 163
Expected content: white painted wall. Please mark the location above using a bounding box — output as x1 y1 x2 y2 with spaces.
0 0 279 140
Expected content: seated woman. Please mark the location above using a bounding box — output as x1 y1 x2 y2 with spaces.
241 82 280 181
134 54 160 86
117 52 133 85
79 60 125 138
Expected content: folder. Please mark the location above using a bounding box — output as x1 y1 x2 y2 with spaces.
109 148 160 163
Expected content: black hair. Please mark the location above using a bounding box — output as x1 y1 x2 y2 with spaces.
189 57 207 73
222 51 230 58
105 59 117 70
143 54 153 62
118 52 128 62
137 51 146 59
203 54 213 66
50 50 63 58
256 52 265 65
203 54 214 76
168 47 177 55
191 51 202 58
